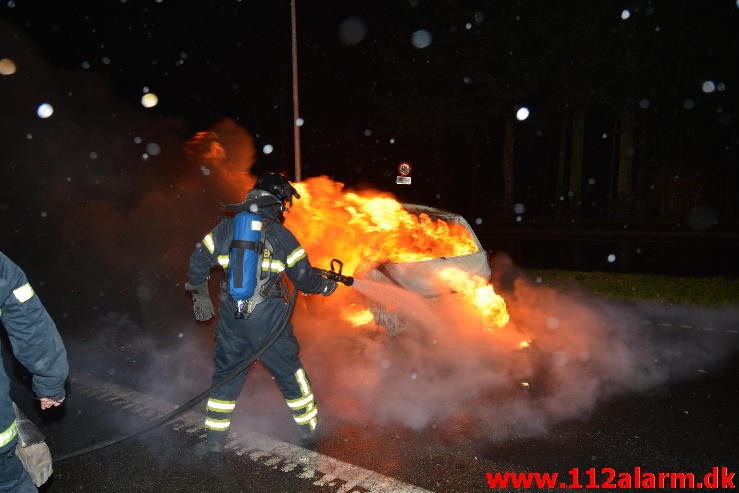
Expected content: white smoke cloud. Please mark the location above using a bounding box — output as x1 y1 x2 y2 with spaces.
286 252 739 444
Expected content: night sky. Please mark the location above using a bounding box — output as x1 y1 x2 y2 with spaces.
1 1 738 279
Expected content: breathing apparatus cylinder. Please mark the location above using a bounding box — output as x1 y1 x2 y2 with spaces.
228 211 263 317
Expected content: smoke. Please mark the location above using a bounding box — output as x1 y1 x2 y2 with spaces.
0 21 263 436
289 252 738 444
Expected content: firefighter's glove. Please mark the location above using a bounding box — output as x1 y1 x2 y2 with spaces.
320 278 337 296
13 402 53 487
185 281 214 321
16 442 52 487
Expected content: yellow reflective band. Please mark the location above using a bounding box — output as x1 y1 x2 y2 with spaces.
12 283 34 303
207 399 236 412
295 368 311 396
286 393 314 410
308 417 317 430
263 260 285 273
0 421 18 448
204 418 231 430
202 233 215 254
217 255 229 267
293 406 318 425
286 248 306 267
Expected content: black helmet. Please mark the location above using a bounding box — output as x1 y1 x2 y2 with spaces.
254 171 300 207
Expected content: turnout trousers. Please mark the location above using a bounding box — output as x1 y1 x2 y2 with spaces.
0 440 36 493
203 297 318 444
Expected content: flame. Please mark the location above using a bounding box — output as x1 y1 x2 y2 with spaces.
343 305 375 327
185 122 256 201
286 176 478 276
280 176 510 331
436 268 510 330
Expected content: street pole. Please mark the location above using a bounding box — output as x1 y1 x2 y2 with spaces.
290 0 301 182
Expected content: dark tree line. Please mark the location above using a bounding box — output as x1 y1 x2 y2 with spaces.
299 1 738 230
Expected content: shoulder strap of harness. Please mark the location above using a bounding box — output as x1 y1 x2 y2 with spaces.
243 220 283 313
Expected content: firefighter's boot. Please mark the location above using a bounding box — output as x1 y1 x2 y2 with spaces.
193 430 226 457
298 422 321 449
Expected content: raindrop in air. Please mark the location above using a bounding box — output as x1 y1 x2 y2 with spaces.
607 254 616 263
141 93 159 108
516 107 530 121
0 58 17 75
621 9 631 20
262 144 274 155
338 16 368 46
36 103 54 119
411 30 432 49
513 203 526 214
701 80 716 93
146 142 161 156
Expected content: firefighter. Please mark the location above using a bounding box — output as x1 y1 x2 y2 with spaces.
186 171 337 455
0 251 69 491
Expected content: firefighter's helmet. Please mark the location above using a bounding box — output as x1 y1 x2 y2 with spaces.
254 171 300 207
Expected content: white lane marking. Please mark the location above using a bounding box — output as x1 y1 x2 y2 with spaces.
73 375 433 493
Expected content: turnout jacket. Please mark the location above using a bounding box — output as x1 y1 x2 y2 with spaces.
188 211 325 298
0 251 69 451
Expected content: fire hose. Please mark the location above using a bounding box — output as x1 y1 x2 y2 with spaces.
53 261 353 463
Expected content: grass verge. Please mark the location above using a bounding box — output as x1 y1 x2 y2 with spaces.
527 270 739 308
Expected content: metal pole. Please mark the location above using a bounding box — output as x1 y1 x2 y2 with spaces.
290 0 301 182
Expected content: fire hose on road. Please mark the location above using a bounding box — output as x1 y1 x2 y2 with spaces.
53 262 354 463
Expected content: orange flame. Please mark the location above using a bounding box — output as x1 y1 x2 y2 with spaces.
436 268 510 330
343 305 375 327
284 176 510 331
286 176 477 276
185 122 256 201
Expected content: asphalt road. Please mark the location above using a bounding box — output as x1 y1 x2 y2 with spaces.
11 297 739 492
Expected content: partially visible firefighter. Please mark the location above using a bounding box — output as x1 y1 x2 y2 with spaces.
185 171 337 455
0 251 69 491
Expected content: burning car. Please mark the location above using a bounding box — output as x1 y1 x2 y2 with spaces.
285 176 509 336
361 204 498 335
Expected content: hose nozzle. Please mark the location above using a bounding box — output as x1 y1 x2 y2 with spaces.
315 258 354 286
